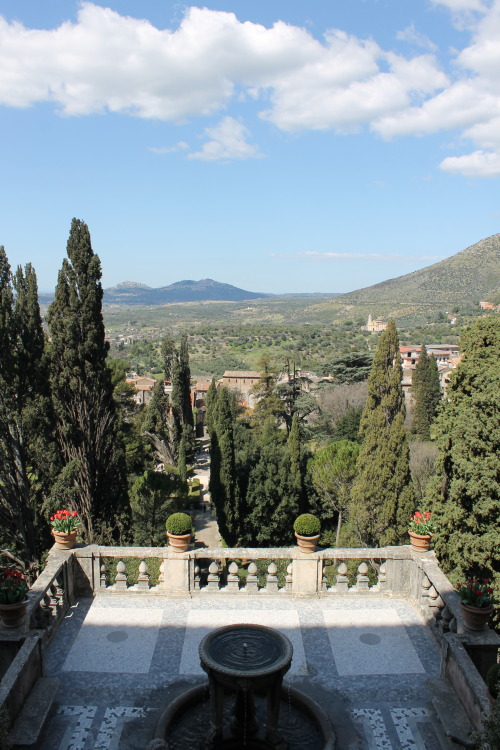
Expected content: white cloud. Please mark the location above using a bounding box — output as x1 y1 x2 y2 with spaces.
188 117 262 161
1 2 500 177
0 3 446 133
396 24 438 51
440 149 500 176
269 251 443 263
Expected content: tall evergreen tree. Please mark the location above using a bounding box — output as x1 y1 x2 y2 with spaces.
411 345 441 440
208 386 241 545
171 334 194 454
429 318 500 587
142 380 176 466
0 250 52 562
349 320 414 546
47 219 128 541
204 378 218 435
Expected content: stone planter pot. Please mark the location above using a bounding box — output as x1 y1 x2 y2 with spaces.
0 599 29 628
460 602 493 631
294 532 320 553
167 532 191 553
52 529 78 550
408 530 432 551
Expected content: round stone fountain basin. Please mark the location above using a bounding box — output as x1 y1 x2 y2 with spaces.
199 623 293 692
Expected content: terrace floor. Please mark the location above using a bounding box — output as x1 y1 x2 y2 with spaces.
36 593 456 750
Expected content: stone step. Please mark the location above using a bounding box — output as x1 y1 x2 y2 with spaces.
426 677 476 748
10 677 59 747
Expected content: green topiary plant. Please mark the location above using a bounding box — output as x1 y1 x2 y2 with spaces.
166 512 192 536
293 513 321 537
486 663 500 698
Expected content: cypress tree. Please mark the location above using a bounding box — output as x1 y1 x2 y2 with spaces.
47 219 128 541
142 380 176 466
429 318 500 586
411 345 441 440
171 334 194 454
204 378 218 435
0 250 52 561
208 386 241 545
349 320 414 546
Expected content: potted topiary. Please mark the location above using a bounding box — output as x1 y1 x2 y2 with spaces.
166 512 192 552
293 514 321 553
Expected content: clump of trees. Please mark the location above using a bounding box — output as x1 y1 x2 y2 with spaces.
429 317 500 590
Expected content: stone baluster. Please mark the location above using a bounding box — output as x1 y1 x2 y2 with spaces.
285 563 293 594
49 582 59 616
439 604 454 633
207 561 220 591
245 562 259 593
193 565 201 591
137 560 150 591
54 574 65 609
322 564 329 592
227 562 240 592
377 563 387 591
266 562 279 594
420 574 432 603
34 594 53 629
356 562 370 591
114 560 128 590
100 563 108 589
335 562 349 592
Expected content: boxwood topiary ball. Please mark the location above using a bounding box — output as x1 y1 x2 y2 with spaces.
293 513 320 536
166 512 192 536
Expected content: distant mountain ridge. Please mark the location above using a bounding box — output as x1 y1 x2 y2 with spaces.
103 278 271 304
337 234 500 306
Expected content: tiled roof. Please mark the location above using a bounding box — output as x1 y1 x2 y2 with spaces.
222 371 260 378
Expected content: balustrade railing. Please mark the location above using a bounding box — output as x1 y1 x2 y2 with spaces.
25 552 77 637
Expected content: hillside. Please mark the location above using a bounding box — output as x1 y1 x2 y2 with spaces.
336 235 500 307
103 278 270 304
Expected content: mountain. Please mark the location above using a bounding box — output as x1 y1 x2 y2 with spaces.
102 278 271 304
336 234 500 307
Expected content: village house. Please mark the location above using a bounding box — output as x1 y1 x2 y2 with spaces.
125 374 158 405
400 345 462 405
221 370 261 407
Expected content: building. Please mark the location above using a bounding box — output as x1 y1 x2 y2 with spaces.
221 370 261 407
365 314 388 333
125 374 157 405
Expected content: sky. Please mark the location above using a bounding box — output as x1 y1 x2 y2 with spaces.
0 0 499 294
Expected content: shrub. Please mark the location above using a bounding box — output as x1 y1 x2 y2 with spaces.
487 663 500 698
166 512 192 536
293 513 320 536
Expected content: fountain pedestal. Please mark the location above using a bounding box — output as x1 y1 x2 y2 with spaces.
199 623 293 749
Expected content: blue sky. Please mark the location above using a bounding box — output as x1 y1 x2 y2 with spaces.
0 0 499 294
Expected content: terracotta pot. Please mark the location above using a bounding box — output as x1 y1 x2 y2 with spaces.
460 602 493 631
408 530 432 551
0 599 29 628
52 529 78 550
294 532 320 553
167 532 191 553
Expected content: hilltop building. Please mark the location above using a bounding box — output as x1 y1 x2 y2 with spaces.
365 314 388 333
125 374 157 405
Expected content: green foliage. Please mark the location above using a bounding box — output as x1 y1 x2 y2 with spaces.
0 247 54 562
429 317 500 592
349 321 414 547
411 345 441 440
166 512 192 535
130 469 182 545
0 707 11 750
330 406 363 443
308 440 360 546
486 664 500 698
293 513 320 536
318 351 373 382
47 219 129 542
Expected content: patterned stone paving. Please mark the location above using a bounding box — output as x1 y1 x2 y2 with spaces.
37 595 452 749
